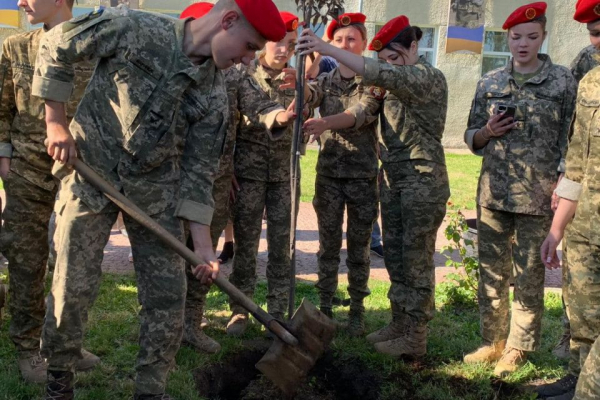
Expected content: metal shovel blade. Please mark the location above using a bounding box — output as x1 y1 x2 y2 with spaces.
256 299 337 395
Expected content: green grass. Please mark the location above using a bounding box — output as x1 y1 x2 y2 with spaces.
300 150 482 210
0 274 565 399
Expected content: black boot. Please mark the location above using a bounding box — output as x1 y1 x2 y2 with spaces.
536 374 578 398
45 370 74 400
217 241 234 264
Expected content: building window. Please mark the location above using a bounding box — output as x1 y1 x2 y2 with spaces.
481 29 548 75
373 25 438 66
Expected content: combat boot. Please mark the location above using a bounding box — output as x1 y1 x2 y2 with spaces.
183 301 221 353
226 310 249 337
552 332 571 361
347 302 365 338
463 340 506 364
374 320 427 357
536 374 578 399
366 302 407 343
44 370 74 400
18 351 48 383
75 349 101 371
493 347 527 377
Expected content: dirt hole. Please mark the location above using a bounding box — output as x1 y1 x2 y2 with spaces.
193 340 382 400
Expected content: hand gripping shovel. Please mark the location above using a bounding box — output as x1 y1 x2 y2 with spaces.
71 159 336 395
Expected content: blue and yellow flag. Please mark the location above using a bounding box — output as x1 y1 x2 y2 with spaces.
0 0 19 28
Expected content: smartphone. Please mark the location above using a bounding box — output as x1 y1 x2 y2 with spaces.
497 105 516 121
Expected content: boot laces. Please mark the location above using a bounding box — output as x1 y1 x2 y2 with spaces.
501 347 525 363
46 373 71 399
31 353 45 369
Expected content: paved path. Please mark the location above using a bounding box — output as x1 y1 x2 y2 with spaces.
98 204 563 289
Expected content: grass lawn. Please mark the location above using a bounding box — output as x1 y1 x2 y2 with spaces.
300 149 482 210
0 274 565 399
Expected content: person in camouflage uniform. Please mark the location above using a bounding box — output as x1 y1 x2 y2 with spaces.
227 11 302 336
552 7 600 364
302 12 381 338
462 3 577 378
32 2 287 398
0 0 100 384
574 335 600 400
298 14 450 356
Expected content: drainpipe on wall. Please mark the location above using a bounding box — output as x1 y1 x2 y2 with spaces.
358 0 363 13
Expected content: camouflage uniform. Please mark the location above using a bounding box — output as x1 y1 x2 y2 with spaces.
230 57 294 317
571 45 600 83
32 8 228 395
0 29 93 357
554 66 600 378
574 334 600 400
465 55 577 351
307 68 381 311
362 57 450 326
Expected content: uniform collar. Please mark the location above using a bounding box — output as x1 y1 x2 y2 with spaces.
174 17 209 83
505 53 553 85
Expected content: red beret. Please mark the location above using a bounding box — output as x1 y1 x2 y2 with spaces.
180 2 214 20
235 0 286 42
280 11 299 32
502 2 548 30
574 0 600 23
368 15 410 51
326 12 367 40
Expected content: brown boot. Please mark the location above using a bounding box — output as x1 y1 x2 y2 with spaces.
18 351 47 384
75 349 100 372
45 370 74 400
347 302 365 338
463 340 507 364
374 321 427 357
494 347 527 377
184 302 221 353
226 312 249 336
366 302 407 344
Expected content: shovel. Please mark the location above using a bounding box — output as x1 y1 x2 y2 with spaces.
71 159 336 395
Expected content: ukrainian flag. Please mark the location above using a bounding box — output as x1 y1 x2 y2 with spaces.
0 0 19 28
446 25 484 54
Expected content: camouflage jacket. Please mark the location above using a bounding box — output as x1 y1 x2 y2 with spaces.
308 67 382 179
465 54 577 216
555 67 600 245
234 58 295 183
218 67 283 180
0 28 94 191
32 7 228 225
362 57 448 167
571 45 600 83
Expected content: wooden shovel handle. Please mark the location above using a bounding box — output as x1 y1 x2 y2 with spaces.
71 159 298 346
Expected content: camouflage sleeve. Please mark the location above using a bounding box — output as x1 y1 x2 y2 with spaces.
177 94 228 225
557 72 578 173
464 78 488 156
362 57 436 104
237 73 286 139
306 73 327 109
556 96 586 201
345 87 383 130
570 48 588 83
32 9 129 102
0 39 15 157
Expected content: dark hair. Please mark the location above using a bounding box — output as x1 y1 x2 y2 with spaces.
386 25 423 50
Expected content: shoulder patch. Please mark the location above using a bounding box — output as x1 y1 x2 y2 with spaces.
62 9 104 33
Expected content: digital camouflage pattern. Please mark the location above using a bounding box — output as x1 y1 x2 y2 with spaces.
362 57 450 324
0 28 93 355
476 206 552 351
306 68 381 307
571 45 600 83
556 67 600 377
230 57 294 316
32 7 228 395
307 67 382 179
465 54 577 216
575 333 600 400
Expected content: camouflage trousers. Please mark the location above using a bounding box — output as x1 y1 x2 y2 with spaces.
314 174 377 307
0 171 56 354
565 230 600 377
230 178 291 316
477 206 552 351
575 334 600 400
41 192 186 395
380 161 449 324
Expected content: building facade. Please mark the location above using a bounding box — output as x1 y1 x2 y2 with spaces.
0 0 588 148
